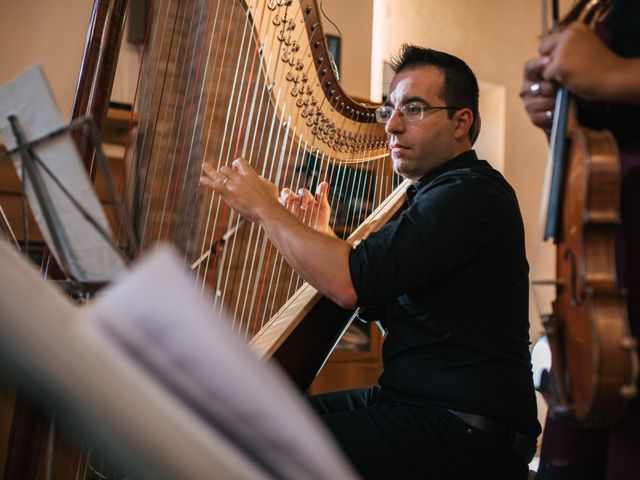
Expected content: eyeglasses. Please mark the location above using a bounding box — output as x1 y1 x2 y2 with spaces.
374 103 463 124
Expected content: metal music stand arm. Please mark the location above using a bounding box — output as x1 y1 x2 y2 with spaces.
1 115 139 282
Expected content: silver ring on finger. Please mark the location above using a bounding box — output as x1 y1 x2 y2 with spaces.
530 83 541 96
222 176 229 185
545 110 553 120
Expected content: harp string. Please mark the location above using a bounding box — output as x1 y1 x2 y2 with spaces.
113 1 157 248
150 0 204 248
124 0 394 341
171 0 226 254
205 0 275 312
126 0 173 247
138 0 197 250
242 1 336 330
195 0 245 285
164 0 214 251
205 1 258 314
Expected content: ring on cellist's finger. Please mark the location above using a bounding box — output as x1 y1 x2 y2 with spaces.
545 110 553 120
221 176 229 185
530 83 541 96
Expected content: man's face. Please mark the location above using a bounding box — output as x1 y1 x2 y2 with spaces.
386 66 461 181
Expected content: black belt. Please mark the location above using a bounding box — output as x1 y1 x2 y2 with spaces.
447 409 537 462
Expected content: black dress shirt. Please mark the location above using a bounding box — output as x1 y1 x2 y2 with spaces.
348 149 540 439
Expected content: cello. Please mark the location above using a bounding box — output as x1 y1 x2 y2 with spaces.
540 0 638 426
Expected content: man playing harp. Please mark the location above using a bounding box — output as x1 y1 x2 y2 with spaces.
201 45 540 480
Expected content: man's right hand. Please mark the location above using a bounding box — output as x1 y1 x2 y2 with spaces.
280 181 333 235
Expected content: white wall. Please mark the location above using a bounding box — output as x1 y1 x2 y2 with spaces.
0 0 93 120
321 0 374 101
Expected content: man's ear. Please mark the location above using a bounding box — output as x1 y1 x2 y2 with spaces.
453 108 474 141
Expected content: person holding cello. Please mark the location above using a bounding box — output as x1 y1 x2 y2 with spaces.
520 0 640 478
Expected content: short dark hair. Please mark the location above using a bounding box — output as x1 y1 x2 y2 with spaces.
390 44 481 144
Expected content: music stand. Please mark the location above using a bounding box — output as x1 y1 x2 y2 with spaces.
0 65 136 294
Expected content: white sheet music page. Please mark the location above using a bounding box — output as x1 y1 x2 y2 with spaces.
0 65 125 282
87 245 356 480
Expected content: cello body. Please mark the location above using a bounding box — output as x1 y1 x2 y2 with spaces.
546 118 638 425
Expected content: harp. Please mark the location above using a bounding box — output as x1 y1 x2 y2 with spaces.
103 0 406 386
3 0 407 476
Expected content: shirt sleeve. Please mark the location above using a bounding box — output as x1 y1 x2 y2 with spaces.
349 172 500 306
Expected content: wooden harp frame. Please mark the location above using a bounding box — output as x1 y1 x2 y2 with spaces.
70 0 407 390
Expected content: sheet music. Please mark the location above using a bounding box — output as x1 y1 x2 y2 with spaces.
0 239 356 478
0 238 267 479
89 246 357 480
0 65 125 281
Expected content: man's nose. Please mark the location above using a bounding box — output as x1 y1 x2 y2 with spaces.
385 109 404 135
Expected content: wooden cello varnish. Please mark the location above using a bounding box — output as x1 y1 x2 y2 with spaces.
542 0 638 425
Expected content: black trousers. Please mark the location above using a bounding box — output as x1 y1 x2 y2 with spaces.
309 387 528 480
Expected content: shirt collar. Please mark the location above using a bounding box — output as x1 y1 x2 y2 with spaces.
406 149 479 204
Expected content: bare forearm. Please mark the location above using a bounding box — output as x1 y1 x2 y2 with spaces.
258 204 357 309
200 158 357 308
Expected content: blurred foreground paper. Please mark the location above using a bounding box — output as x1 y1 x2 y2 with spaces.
0 240 356 479
0 65 125 282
